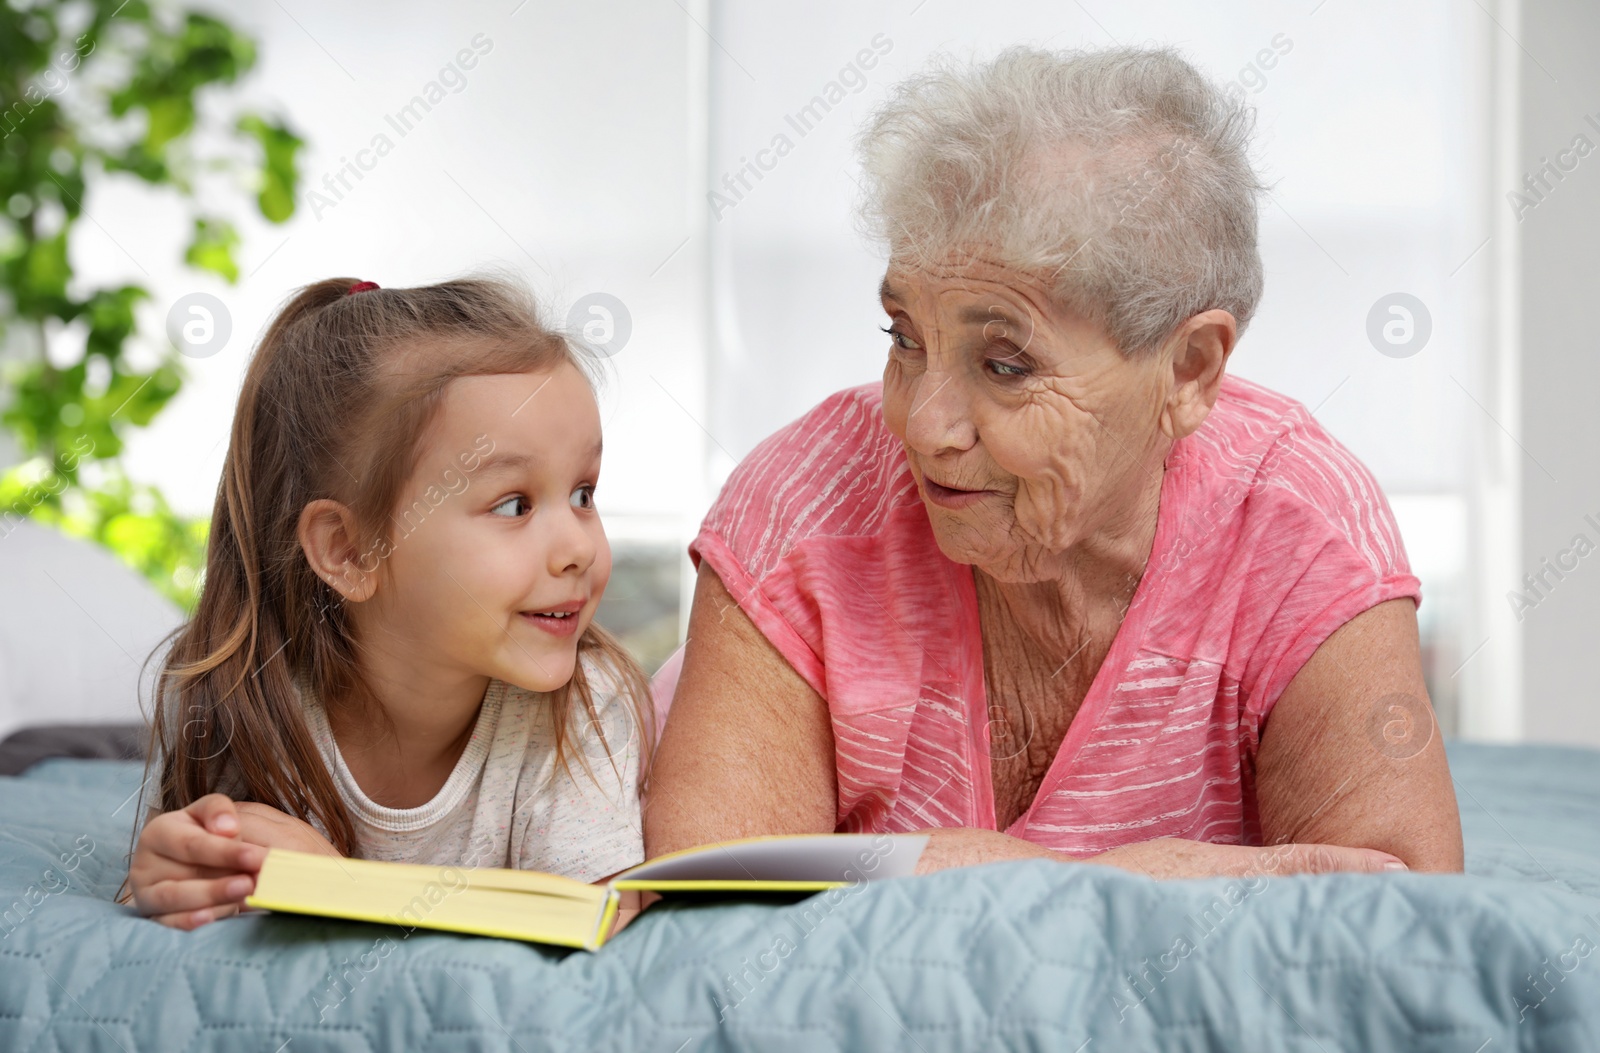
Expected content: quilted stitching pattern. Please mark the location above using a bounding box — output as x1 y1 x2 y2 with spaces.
1 743 1598 1052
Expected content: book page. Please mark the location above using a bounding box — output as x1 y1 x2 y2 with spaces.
246 849 614 950
614 833 927 885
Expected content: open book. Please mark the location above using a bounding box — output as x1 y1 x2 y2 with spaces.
246 832 928 951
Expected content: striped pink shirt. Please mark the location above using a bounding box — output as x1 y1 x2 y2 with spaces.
674 374 1421 855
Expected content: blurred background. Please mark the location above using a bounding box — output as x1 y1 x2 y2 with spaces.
1 0 1594 750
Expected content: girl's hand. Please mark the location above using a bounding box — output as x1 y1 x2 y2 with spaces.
233 801 341 857
127 794 267 930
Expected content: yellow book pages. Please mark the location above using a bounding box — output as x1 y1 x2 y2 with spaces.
246 849 616 951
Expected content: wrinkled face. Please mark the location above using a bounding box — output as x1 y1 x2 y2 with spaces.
354 362 610 693
878 252 1174 583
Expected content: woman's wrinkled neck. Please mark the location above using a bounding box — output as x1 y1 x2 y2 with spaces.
974 457 1164 649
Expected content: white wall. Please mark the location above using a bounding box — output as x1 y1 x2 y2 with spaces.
1517 0 1600 746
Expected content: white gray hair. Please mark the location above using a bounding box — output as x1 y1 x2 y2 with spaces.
855 45 1266 356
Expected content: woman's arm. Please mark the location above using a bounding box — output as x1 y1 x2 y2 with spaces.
1253 597 1464 872
931 599 1458 875
646 564 1425 879
643 562 838 858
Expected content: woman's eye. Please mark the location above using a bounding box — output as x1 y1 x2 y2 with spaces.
880 325 921 351
490 495 531 518
570 485 595 510
987 358 1030 378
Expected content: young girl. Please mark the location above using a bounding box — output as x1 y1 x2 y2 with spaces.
123 276 655 930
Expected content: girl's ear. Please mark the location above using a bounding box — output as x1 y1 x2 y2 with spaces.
298 499 379 602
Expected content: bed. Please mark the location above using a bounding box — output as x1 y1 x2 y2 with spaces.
2 740 1597 1052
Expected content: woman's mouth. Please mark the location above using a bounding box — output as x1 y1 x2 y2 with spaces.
921 476 993 509
520 601 584 638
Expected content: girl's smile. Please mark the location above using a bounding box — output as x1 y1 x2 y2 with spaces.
520 599 587 637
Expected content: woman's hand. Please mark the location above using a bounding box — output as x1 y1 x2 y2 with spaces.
913 826 1065 874
126 794 268 930
911 827 1407 878
1082 836 1407 879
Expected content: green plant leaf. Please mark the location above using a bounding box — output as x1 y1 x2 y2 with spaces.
144 95 195 155
21 229 69 302
96 359 184 430
184 216 240 283
237 114 302 223
83 285 150 366
3 1 299 613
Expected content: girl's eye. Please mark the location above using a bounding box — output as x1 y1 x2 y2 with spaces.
490 495 531 518
570 485 595 511
880 324 922 351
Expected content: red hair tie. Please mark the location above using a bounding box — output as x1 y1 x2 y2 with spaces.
346 281 380 295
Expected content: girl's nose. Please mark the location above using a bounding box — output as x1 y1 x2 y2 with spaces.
549 508 598 576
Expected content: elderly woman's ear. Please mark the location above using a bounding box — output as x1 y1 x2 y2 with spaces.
1160 308 1238 442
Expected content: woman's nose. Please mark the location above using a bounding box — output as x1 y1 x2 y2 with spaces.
902 371 977 455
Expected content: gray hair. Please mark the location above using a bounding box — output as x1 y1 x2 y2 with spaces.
855 45 1266 356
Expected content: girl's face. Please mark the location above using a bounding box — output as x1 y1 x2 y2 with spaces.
356 361 611 694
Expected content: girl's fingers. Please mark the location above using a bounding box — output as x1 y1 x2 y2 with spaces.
167 823 268 872
148 900 242 931
187 793 241 836
149 910 210 930
133 874 255 918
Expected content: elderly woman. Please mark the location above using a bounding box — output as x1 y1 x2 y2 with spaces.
646 45 1463 878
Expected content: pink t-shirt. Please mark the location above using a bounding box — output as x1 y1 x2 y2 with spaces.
670 374 1421 855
